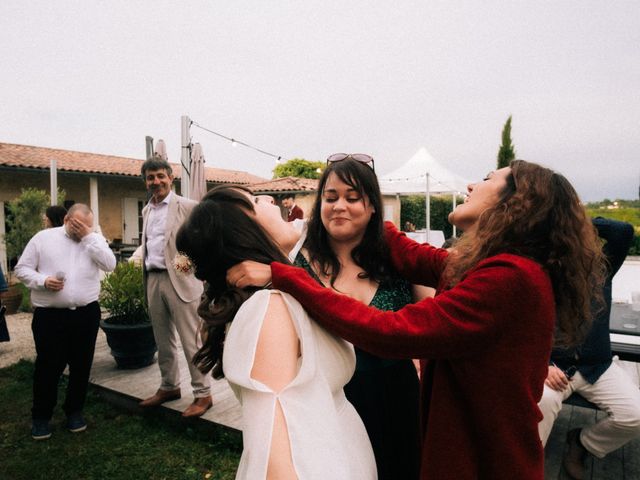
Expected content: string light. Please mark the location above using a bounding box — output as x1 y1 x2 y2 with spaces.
191 120 289 162
379 174 461 193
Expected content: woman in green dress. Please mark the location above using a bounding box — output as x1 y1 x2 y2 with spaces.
294 154 420 480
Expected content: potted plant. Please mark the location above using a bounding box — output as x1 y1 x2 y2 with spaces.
100 261 157 369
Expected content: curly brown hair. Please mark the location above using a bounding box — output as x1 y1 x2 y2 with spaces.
443 160 605 348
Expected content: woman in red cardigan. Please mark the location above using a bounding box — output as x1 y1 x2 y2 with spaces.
228 160 605 479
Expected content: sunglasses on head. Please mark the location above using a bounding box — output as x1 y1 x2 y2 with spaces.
326 153 375 171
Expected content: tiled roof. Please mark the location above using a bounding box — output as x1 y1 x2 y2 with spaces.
249 176 319 193
0 142 268 185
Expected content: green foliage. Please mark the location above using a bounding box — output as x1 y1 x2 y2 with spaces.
3 187 66 267
497 115 516 169
4 188 48 264
273 158 324 179
100 262 149 324
400 195 464 240
17 282 31 312
586 199 640 209
0 360 241 479
630 236 640 256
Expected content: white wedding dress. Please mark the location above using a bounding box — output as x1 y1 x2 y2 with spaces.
223 289 377 479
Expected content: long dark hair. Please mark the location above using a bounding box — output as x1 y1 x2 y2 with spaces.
175 185 290 379
444 160 606 347
304 158 391 288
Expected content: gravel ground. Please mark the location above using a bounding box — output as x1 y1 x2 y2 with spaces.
0 312 36 368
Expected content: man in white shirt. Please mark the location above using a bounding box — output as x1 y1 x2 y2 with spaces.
138 156 212 417
15 204 116 440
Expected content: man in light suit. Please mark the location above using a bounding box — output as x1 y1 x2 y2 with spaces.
138 156 212 417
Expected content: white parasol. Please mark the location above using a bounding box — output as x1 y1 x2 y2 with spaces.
188 143 207 201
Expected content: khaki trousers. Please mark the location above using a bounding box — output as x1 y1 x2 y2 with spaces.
538 362 640 458
146 271 210 397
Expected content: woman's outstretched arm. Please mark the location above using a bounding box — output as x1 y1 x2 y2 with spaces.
270 254 554 360
226 222 449 291
383 221 448 288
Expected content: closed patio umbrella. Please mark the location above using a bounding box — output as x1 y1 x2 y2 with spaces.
154 139 168 160
189 143 207 201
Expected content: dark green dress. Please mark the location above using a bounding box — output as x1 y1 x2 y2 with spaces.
294 253 420 480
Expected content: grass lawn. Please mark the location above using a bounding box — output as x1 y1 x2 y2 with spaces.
0 361 241 480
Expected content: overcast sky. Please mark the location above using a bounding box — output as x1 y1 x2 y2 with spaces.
1 1 638 201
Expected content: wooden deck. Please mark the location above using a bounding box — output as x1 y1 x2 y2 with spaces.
89 331 640 478
545 404 640 479
89 329 242 432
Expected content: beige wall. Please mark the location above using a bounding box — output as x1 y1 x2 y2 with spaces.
383 194 401 227
98 177 148 241
0 169 148 244
292 193 315 220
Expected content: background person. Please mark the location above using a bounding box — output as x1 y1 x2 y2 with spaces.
42 205 67 228
538 217 639 480
176 185 376 479
282 193 304 222
138 155 212 417
229 160 606 479
15 204 116 440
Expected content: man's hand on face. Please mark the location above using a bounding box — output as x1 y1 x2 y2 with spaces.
67 217 92 241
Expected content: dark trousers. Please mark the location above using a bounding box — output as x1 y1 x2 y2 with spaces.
31 302 100 420
345 359 421 480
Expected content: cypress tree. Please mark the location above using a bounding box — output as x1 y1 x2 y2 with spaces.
497 115 516 168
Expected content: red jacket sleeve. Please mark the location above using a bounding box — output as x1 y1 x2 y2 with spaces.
384 222 448 288
271 254 553 359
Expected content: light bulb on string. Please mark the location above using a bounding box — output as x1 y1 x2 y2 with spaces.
231 139 237 147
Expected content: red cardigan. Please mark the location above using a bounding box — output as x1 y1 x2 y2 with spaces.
271 223 555 480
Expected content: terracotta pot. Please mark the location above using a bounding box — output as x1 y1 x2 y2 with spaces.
0 284 23 315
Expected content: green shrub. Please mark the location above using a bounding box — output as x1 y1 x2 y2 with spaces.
17 283 31 312
100 262 149 324
630 235 640 256
3 187 66 270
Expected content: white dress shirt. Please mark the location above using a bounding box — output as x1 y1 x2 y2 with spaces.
144 191 172 270
15 226 116 309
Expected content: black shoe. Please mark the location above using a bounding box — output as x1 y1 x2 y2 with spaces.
563 428 587 480
31 419 52 440
67 412 87 433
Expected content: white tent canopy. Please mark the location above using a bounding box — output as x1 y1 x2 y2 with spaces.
379 147 471 240
379 147 469 195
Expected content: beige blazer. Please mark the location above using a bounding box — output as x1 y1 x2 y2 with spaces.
141 193 203 303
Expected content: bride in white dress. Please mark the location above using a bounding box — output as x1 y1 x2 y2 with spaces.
176 185 376 480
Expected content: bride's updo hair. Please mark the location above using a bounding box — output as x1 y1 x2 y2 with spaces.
176 185 290 379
